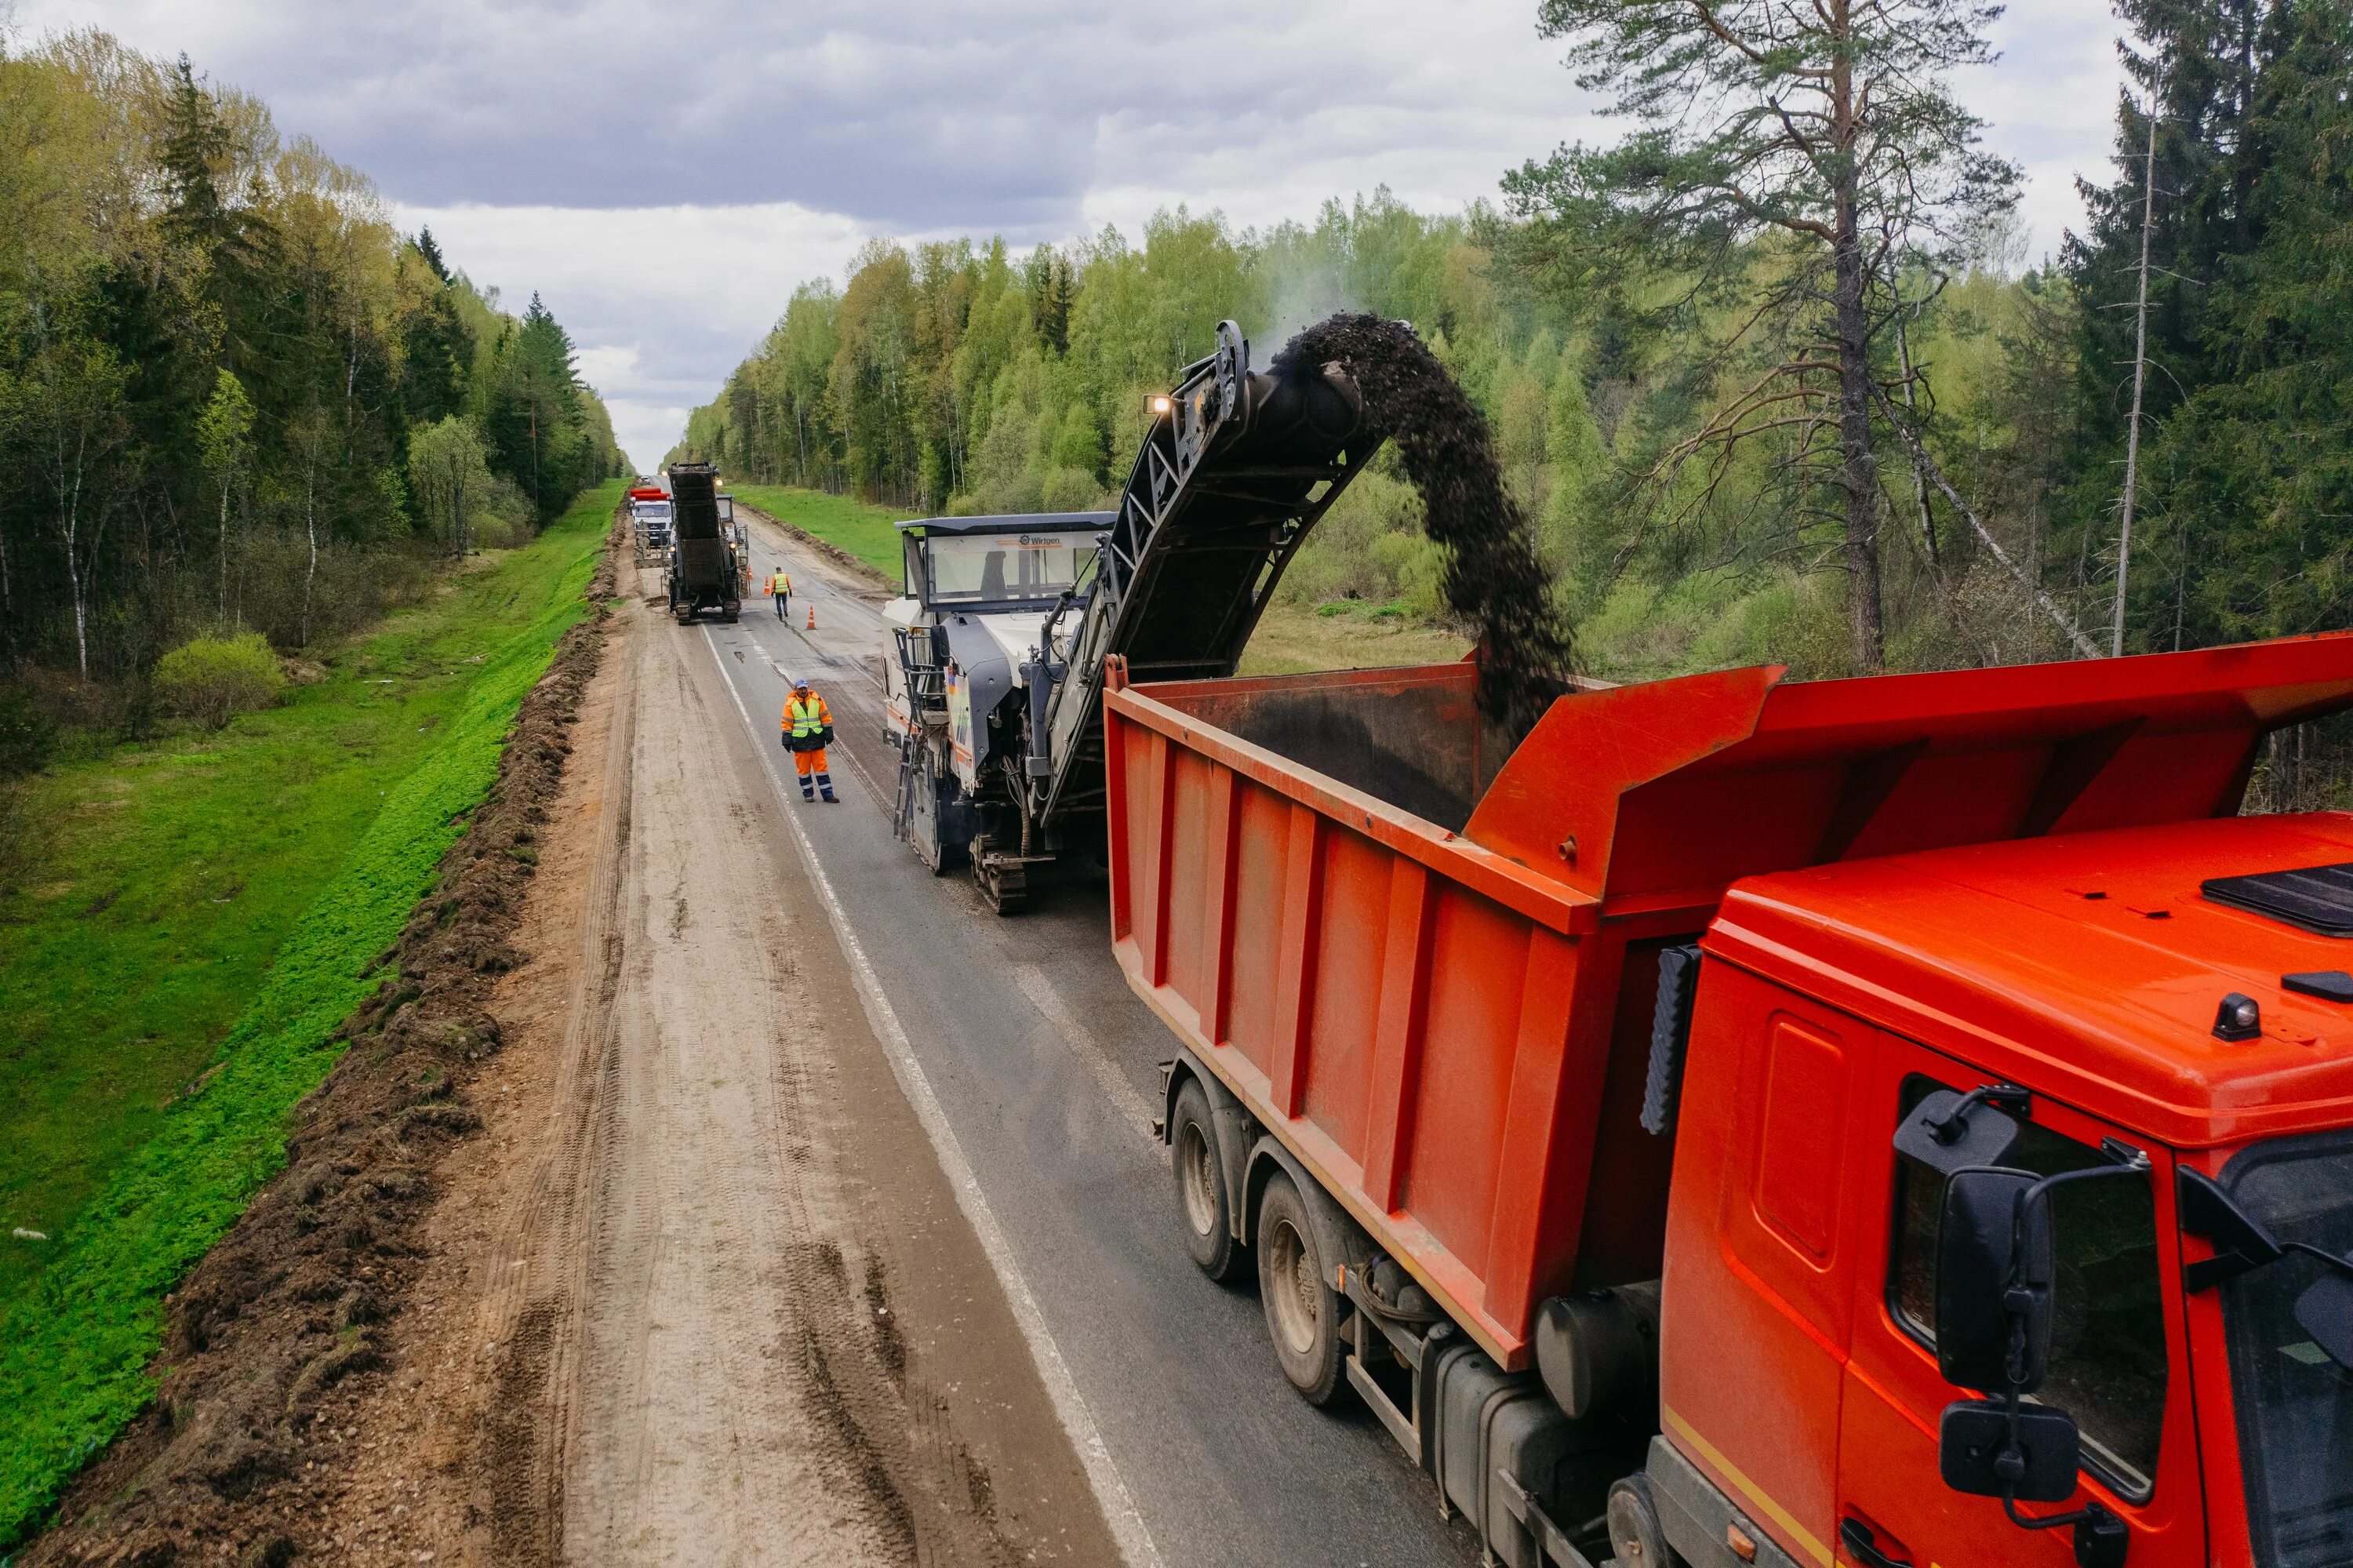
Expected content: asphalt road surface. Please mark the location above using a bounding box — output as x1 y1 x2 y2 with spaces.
698 515 1479 1567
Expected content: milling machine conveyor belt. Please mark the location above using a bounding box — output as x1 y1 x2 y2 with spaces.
1038 320 1373 826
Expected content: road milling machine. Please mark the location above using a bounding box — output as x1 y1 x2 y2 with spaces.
883 321 1373 912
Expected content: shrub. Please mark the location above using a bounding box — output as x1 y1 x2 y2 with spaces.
154 633 286 732
1038 465 1107 514
0 686 55 779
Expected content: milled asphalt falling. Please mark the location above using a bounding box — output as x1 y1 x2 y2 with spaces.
700 521 1480 1567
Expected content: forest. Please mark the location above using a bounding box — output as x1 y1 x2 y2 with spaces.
0 30 624 748
675 0 2352 800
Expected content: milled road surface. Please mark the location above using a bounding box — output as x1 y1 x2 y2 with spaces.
714 510 1480 1567
339 517 1480 1566
329 583 1126 1566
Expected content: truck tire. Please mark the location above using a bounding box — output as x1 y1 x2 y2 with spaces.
1171 1080 1245 1282
1606 1474 1672 1568
1256 1171 1344 1406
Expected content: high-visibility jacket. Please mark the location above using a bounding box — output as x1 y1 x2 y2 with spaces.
768 573 791 594
784 693 832 740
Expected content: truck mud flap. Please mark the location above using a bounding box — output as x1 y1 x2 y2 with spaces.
1644 1434 1804 1568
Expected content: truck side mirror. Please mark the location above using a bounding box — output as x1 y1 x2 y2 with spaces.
1938 1400 2082 1502
1934 1167 2053 1394
1894 1085 2024 1175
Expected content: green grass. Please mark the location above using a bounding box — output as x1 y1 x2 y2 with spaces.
726 486 1471 680
1238 602 1472 676
0 481 617 1547
730 486 909 581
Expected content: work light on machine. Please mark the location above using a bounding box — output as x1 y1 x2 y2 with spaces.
1148 394 1173 417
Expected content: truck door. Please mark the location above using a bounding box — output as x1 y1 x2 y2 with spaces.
1835 1043 2205 1568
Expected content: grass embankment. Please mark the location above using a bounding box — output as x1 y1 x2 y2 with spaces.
1240 602 1471 675
0 481 618 1546
730 485 907 580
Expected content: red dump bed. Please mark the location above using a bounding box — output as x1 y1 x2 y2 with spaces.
1100 636 2353 1369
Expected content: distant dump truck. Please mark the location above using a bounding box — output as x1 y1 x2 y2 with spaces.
627 486 672 561
663 462 740 624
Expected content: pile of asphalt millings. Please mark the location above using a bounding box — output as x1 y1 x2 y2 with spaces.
16 519 623 1568
1271 313 1577 737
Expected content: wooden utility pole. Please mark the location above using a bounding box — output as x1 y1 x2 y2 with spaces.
2114 96 2160 657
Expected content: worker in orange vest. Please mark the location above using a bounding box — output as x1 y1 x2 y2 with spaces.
766 569 791 621
782 678 836 802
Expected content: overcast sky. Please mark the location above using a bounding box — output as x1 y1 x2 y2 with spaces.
20 0 2133 471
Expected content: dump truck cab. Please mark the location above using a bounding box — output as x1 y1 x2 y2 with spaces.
1667 812 2353 1568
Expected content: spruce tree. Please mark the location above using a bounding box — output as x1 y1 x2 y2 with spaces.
415 227 451 284
2140 0 2353 646
2064 0 2277 471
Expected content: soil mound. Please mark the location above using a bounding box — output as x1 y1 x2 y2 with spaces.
1272 314 1577 735
16 513 622 1568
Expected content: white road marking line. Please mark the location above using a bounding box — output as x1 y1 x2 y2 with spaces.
702 629 1164 1568
1011 964 1158 1144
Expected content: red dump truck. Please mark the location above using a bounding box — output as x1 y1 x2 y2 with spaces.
1104 635 2353 1568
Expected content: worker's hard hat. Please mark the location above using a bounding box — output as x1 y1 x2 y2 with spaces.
791 676 810 689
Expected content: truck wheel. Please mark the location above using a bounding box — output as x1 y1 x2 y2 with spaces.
1606 1475 1671 1568
1170 1080 1244 1282
1257 1172 1344 1405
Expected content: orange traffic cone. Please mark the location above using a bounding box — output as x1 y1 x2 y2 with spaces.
806 602 817 631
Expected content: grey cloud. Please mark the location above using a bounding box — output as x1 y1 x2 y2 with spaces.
35 0 2127 469
32 0 1584 231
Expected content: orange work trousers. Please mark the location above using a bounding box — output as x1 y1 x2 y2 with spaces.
792 746 835 801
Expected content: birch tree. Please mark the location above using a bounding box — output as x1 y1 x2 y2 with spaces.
21 329 127 680
195 368 253 624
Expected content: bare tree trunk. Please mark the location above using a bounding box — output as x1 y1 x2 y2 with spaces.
301 454 318 647
1874 382 2104 657
1830 11 1886 672
1893 294 1937 565
2114 96 2161 657
218 484 231 628
62 430 91 682
1833 209 1886 671
0 524 14 671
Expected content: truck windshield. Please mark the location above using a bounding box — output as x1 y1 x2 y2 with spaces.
2218 1134 2353 1567
925 533 1095 603
635 503 671 522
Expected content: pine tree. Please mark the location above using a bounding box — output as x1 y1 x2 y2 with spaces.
1507 0 2018 671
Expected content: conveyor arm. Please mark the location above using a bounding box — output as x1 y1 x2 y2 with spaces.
1038 322 1371 824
